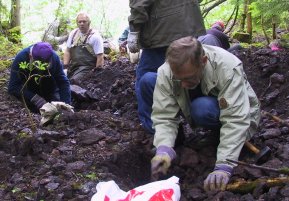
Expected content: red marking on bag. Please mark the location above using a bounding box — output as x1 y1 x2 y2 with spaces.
148 189 174 201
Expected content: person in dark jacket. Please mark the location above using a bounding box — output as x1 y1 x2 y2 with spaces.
118 26 130 54
198 21 242 52
128 0 206 134
8 42 71 112
198 21 230 49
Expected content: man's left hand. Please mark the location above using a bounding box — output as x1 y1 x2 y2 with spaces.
204 164 233 191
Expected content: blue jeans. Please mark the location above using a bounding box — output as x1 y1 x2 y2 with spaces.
139 75 221 133
136 47 167 133
190 96 221 129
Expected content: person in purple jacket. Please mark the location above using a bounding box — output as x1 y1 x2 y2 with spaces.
8 42 71 112
198 21 241 52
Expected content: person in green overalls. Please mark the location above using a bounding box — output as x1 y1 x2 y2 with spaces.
63 12 104 83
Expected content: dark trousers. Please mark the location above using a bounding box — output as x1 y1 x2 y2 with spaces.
135 47 167 133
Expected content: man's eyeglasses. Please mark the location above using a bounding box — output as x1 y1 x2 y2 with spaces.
77 20 88 24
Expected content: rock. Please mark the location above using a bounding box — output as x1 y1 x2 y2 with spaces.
71 84 99 101
78 128 106 145
261 128 281 139
35 129 61 140
244 167 263 179
39 178 51 185
233 32 251 43
264 89 280 105
187 188 206 201
51 160 67 172
270 73 285 85
45 182 59 191
10 173 23 184
280 186 289 197
66 161 86 172
279 144 289 160
281 126 289 134
62 185 74 199
264 186 280 200
14 133 34 155
70 84 89 101
240 193 255 201
80 181 95 195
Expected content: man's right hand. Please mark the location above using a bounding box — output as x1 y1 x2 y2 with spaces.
151 145 176 181
30 94 47 110
127 32 140 53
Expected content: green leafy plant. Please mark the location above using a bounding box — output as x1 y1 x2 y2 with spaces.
18 60 51 132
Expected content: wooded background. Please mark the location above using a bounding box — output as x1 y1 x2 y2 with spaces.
1 0 289 46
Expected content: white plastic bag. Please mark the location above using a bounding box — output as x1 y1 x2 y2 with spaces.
91 176 180 201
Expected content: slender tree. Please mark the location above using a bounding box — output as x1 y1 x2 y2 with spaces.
246 0 252 38
10 0 20 28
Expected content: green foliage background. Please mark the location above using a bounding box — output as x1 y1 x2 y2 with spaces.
19 0 130 45
1 0 289 46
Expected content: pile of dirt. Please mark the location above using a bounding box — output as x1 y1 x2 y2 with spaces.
1 48 289 200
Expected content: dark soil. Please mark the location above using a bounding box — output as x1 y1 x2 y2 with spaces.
1 48 289 201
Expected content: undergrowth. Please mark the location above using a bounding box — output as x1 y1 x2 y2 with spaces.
0 35 23 72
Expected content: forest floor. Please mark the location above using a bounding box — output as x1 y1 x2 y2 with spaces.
1 47 289 201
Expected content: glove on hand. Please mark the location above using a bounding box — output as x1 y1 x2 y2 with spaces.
39 101 74 126
127 32 140 53
31 94 47 110
151 146 176 181
204 164 233 191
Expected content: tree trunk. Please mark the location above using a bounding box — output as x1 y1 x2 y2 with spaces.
246 0 252 39
10 0 20 28
261 15 270 45
225 2 239 34
240 0 248 32
55 0 65 18
202 0 227 18
272 16 276 39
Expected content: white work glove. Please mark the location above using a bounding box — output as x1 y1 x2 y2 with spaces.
204 164 233 191
39 101 74 126
127 32 140 53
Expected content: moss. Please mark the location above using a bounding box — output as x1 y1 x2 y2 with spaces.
280 34 289 48
16 131 31 139
85 172 98 180
0 34 22 72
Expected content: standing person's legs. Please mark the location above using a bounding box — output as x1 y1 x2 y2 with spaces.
135 47 167 133
138 72 157 134
190 96 221 130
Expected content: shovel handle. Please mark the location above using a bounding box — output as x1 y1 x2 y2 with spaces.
245 141 260 154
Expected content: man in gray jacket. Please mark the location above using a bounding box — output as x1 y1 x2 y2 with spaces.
150 36 260 191
128 0 205 133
